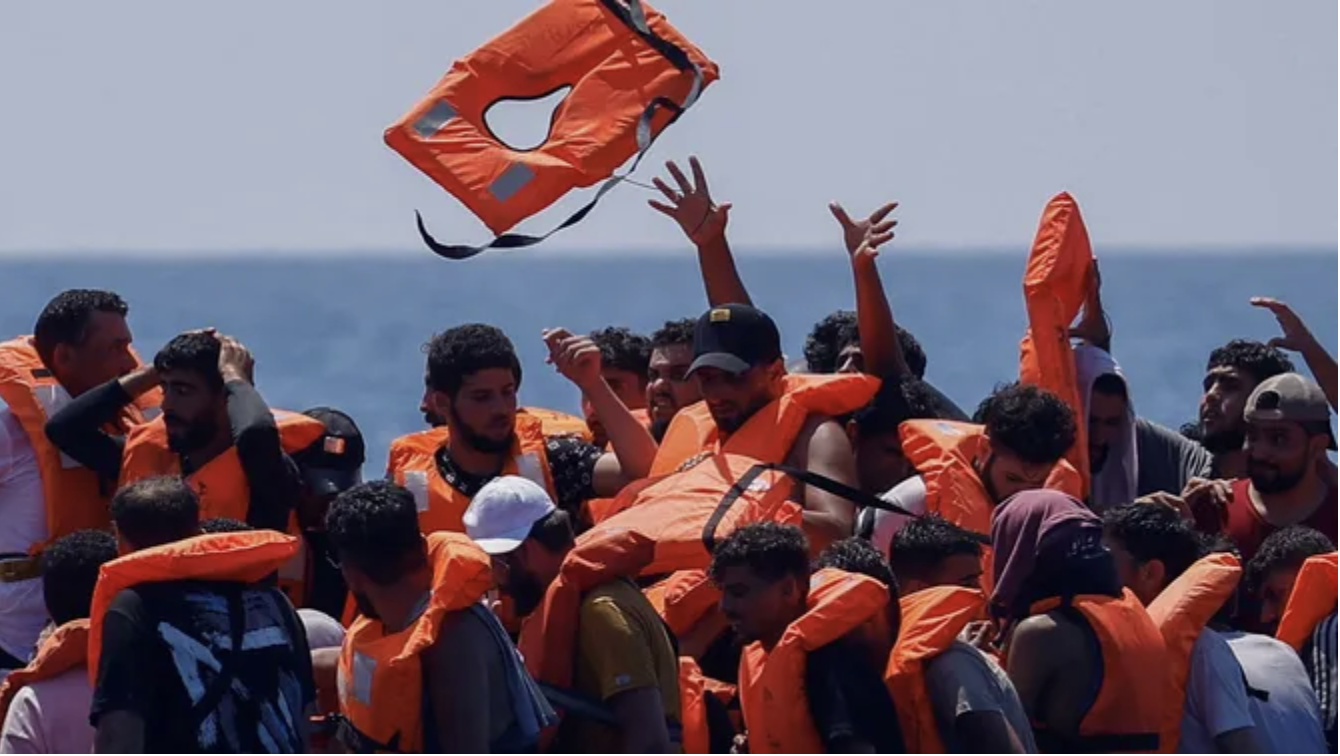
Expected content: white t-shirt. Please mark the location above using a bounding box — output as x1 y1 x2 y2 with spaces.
1178 630 1256 752
0 666 93 754
869 475 928 557
0 409 49 666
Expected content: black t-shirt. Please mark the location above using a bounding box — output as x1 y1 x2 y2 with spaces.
90 580 316 754
803 634 905 753
435 435 603 516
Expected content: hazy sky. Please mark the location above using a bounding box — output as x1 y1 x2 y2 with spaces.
1 1 1335 255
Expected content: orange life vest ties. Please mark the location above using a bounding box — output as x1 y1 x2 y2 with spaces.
0 336 161 551
386 0 719 260
1146 552 1242 752
1276 551 1339 651
336 533 494 753
1018 192 1095 499
0 619 90 723
736 569 892 754
87 531 299 686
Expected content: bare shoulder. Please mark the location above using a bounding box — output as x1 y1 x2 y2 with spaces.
1012 610 1088 658
788 415 847 464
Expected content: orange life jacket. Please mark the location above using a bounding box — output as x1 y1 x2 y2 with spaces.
0 336 161 551
336 532 494 753
1146 552 1241 752
1276 551 1339 651
386 0 719 257
1023 589 1167 753
517 453 801 750
737 568 892 754
386 411 558 535
1017 192 1094 498
87 530 299 685
0 618 89 723
652 373 881 477
885 586 989 753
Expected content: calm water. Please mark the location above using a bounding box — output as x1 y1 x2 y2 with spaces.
5 251 1335 473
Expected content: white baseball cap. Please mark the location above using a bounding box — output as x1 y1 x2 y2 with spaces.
464 475 557 555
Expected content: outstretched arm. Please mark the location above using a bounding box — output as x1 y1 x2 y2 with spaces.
1252 297 1336 410
829 201 906 378
649 156 751 307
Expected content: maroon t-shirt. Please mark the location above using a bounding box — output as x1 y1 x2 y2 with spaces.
1226 478 1338 561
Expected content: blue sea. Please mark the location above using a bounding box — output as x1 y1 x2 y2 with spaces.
5 251 1336 474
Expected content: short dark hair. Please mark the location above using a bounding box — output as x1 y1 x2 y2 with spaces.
1246 526 1335 594
32 289 128 367
981 383 1077 465
1101 503 1204 583
709 523 810 585
651 319 695 350
425 324 522 397
111 476 201 549
325 481 426 586
154 332 223 390
1092 373 1128 400
851 376 941 437
201 517 252 534
527 508 576 554
41 529 118 626
889 515 983 585
815 537 897 591
802 310 928 379
1207 340 1295 385
590 326 651 377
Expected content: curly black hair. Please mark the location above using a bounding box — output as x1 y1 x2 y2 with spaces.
815 537 897 591
325 480 426 586
590 326 652 377
980 383 1077 465
651 318 695 350
424 324 522 398
709 522 810 585
1207 339 1295 385
201 517 252 534
1101 502 1204 584
111 476 201 549
850 376 941 437
33 289 128 367
41 529 118 626
1246 525 1335 594
889 515 983 585
802 310 928 379
154 331 223 390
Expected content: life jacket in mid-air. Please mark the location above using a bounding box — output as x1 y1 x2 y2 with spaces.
651 373 880 478
336 532 494 753
885 586 989 753
517 453 801 752
1277 551 1339 651
736 568 892 754
0 618 89 723
87 530 299 685
1146 552 1241 751
386 411 558 535
386 0 719 259
1017 192 1094 499
1021 589 1167 753
0 336 161 551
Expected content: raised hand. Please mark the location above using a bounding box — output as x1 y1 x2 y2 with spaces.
542 328 602 390
828 201 898 258
216 334 255 385
1251 297 1316 353
648 156 732 245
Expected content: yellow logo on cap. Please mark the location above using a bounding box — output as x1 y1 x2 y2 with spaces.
710 308 731 322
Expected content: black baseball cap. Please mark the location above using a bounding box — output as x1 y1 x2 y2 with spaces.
292 407 366 496
685 303 784 378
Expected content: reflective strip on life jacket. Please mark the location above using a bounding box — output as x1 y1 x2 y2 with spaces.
0 618 89 723
1277 552 1339 651
1146 552 1241 751
337 532 493 754
388 0 719 259
0 336 160 550
1018 192 1094 499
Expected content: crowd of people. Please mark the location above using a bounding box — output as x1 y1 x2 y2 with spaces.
0 156 1335 754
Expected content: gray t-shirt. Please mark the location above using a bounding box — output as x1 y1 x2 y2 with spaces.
925 641 1038 753
1135 418 1214 498
1213 630 1327 753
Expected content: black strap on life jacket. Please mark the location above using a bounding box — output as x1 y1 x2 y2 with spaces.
538 681 685 745
416 0 707 260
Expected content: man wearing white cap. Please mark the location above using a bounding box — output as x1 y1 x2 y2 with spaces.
465 476 679 753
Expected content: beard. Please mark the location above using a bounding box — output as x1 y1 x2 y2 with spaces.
166 417 217 454
650 417 671 443
1201 427 1246 456
504 570 547 617
352 590 380 621
451 405 514 454
1090 444 1109 474
1248 457 1308 494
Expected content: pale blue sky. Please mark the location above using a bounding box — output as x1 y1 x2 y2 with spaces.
1 1 1335 255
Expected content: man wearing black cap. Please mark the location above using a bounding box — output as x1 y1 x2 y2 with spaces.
679 303 864 547
292 407 365 617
